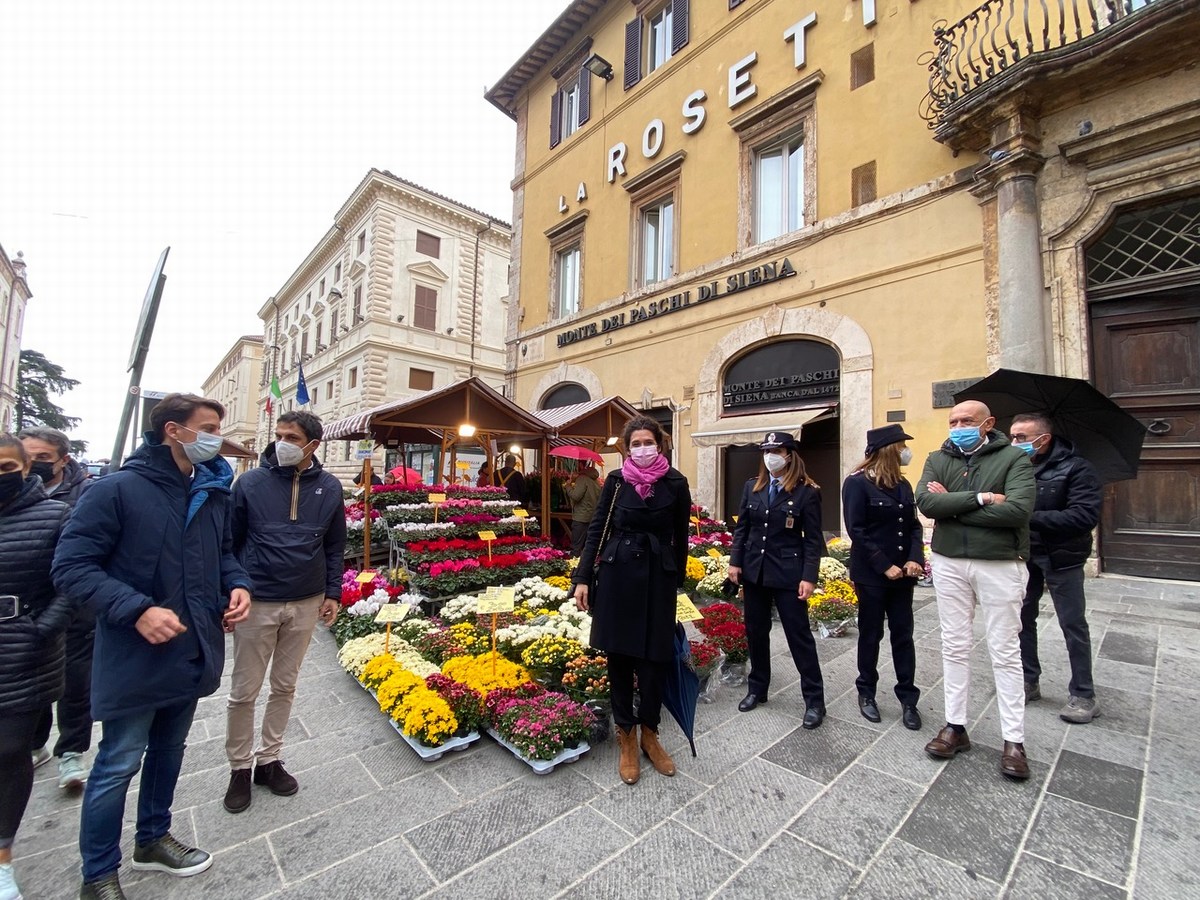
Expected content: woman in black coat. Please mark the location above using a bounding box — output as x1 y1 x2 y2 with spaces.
573 416 691 786
0 434 74 898
841 424 925 731
728 433 827 729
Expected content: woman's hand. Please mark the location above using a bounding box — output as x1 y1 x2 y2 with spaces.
884 565 903 580
573 584 589 612
798 580 815 601
727 565 741 585
903 561 925 578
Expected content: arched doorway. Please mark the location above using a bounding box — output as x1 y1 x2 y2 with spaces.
1086 195 1200 579
539 382 590 409
713 338 842 531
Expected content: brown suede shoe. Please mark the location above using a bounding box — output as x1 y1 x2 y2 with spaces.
639 726 677 777
924 725 971 759
1000 741 1030 780
616 726 640 785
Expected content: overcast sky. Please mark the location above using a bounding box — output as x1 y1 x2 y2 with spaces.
3 0 567 457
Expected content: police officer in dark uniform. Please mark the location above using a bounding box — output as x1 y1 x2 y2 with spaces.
728 433 827 729
842 424 926 731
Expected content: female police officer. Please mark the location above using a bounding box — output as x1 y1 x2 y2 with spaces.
728 433 827 729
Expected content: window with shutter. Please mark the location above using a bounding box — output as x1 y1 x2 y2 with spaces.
414 285 438 331
416 231 441 258
577 67 591 127
671 0 690 55
550 90 563 148
624 18 643 90
409 368 435 391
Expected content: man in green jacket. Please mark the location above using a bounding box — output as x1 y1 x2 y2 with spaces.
566 464 602 555
916 400 1036 780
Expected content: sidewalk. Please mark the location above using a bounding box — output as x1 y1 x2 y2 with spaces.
13 574 1199 899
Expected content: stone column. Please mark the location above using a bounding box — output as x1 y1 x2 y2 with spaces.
993 149 1050 373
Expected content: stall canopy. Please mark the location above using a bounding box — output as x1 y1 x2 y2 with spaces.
690 405 836 448
533 396 642 449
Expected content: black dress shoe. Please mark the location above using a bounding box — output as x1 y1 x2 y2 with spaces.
802 705 826 730
858 695 881 723
738 692 768 712
902 705 922 731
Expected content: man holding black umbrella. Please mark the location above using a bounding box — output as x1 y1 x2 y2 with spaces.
1009 413 1103 724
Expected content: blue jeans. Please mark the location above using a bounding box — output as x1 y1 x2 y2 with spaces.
79 698 198 882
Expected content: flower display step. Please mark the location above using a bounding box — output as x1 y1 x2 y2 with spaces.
389 720 481 761
485 728 590 775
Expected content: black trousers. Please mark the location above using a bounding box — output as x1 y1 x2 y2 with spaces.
1020 556 1095 698
570 520 589 556
32 622 95 756
743 582 825 707
854 580 919 706
1 707 46 847
608 652 667 731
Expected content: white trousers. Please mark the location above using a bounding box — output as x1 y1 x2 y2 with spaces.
931 552 1028 743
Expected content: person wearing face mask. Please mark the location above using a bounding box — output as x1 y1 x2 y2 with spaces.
0 433 75 900
52 393 253 899
1009 413 1103 725
19 427 97 792
727 433 827 729
916 400 1035 781
222 411 346 814
842 425 926 730
572 416 691 786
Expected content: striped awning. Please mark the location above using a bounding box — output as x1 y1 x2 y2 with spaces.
533 396 641 447
690 405 837 448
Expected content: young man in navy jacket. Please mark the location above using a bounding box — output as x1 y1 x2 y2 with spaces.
53 394 252 899
222 411 345 814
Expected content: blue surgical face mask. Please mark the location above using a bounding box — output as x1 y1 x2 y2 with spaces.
1014 441 1037 456
949 426 983 451
177 426 223 464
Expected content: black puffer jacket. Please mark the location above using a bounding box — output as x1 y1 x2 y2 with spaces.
0 476 74 715
1029 438 1103 570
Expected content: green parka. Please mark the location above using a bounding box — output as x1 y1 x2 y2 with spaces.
916 431 1036 561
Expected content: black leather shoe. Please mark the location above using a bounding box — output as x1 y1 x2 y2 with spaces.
902 705 922 731
253 761 299 796
802 705 826 730
858 695 881 723
223 768 252 814
738 692 768 712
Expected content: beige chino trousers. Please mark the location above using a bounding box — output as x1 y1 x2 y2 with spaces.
225 594 323 770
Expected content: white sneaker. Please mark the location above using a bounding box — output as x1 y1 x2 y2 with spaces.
0 861 23 900
59 752 89 790
31 746 51 769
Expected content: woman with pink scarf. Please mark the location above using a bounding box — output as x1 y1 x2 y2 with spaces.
572 416 691 787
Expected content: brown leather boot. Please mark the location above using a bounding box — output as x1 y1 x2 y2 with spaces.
616 726 640 785
639 726 677 777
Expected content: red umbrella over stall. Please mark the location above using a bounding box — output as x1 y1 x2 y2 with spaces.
548 445 605 465
388 466 423 487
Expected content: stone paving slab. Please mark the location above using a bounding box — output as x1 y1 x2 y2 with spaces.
11 576 1200 899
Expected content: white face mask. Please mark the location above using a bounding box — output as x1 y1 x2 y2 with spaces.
763 452 786 474
899 447 913 466
275 440 311 468
176 426 223 464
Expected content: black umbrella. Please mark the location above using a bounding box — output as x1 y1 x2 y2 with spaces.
954 368 1147 482
661 624 699 757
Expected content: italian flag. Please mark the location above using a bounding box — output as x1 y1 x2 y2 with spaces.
267 375 282 415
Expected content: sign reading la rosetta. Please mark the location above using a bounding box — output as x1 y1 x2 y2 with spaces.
556 258 796 348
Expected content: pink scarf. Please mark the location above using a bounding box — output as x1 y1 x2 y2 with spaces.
621 453 670 499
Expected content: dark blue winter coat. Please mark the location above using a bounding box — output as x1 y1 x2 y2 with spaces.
51 434 252 720
231 444 346 601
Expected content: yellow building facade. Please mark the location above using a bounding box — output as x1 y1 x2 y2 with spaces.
489 0 1200 577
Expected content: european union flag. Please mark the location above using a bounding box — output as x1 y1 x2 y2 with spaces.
296 363 310 405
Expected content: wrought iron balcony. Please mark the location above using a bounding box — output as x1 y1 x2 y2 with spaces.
921 0 1164 127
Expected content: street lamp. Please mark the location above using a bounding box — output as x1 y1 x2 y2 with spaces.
583 53 614 81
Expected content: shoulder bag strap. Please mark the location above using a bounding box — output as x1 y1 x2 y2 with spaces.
594 483 621 567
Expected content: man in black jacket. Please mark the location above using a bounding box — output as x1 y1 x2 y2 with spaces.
20 426 94 791
223 411 346 813
1010 414 1103 724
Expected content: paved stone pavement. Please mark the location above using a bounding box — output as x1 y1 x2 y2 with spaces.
13 575 1200 899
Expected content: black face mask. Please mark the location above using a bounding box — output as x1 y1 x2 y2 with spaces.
30 461 57 484
0 471 24 504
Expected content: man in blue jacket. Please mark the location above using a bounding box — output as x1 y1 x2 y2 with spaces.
222 410 345 814
52 393 252 900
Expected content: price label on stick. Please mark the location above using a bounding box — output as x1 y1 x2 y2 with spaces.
374 603 411 624
676 593 704 622
428 493 447 504
355 570 378 584
477 587 515 614
707 548 723 559
512 509 529 518
478 530 498 542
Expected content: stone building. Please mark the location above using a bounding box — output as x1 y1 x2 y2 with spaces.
0 246 31 433
487 0 1197 579
256 169 512 483
201 335 264 474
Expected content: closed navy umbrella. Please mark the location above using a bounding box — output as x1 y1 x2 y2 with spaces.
662 624 700 757
954 368 1147 483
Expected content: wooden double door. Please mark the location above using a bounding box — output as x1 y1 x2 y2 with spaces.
1090 290 1200 580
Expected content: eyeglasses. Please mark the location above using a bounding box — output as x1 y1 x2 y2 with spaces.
1009 433 1046 443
